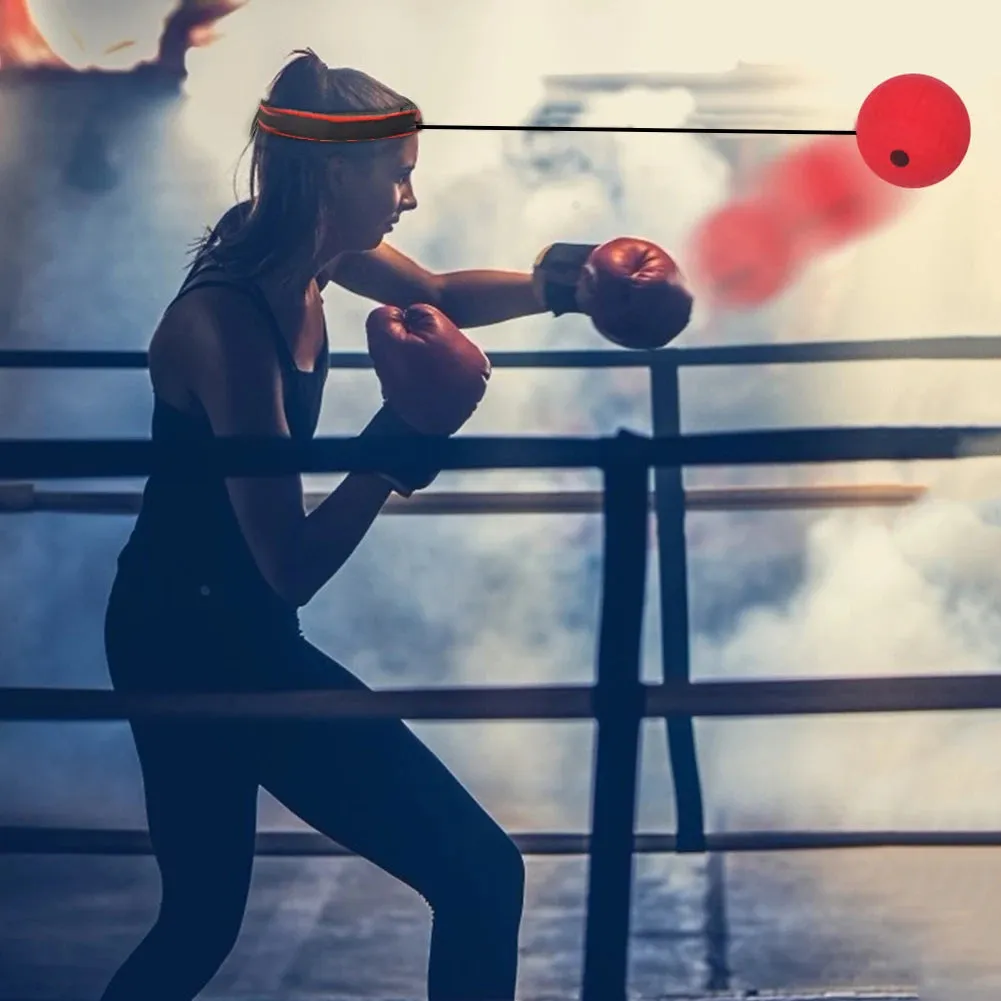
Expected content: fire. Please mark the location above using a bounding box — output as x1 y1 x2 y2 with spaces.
156 1 250 76
0 0 249 75
0 0 66 69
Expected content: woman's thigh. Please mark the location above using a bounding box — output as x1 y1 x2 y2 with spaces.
105 572 518 906
256 640 521 904
104 572 261 915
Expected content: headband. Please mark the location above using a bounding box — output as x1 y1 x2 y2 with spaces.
255 103 423 143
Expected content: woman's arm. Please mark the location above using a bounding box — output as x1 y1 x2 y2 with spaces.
292 473 392 604
185 291 391 608
325 242 547 328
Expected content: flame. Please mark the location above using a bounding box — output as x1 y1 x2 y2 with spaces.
156 0 250 75
0 0 249 75
0 0 68 69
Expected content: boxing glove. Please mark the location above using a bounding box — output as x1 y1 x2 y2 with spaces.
533 237 693 349
362 303 491 496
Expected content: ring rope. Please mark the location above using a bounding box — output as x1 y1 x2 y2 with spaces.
3 674 1001 722
1 827 998 856
6 336 1001 370
0 484 928 515
1 427 999 480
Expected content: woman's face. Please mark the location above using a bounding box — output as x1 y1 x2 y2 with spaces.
327 133 419 254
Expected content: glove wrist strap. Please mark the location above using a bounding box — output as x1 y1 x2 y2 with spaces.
359 405 442 498
532 243 597 317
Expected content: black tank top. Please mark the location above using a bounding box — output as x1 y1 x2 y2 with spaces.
118 256 330 628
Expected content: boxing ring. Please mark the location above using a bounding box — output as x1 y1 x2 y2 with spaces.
7 334 1001 1001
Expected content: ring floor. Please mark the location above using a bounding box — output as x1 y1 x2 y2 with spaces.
0 848 969 1000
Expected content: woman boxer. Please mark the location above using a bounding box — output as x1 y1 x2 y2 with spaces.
101 47 689 1001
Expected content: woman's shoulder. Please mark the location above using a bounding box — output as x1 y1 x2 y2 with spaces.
154 266 279 376
169 252 266 326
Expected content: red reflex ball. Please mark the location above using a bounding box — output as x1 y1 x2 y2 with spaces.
855 74 970 188
687 200 799 309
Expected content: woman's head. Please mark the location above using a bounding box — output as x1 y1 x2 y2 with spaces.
198 49 419 279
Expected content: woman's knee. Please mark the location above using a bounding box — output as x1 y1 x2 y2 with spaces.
487 830 525 909
445 825 525 926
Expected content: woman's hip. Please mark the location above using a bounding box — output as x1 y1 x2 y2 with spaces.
105 567 291 692
103 566 358 698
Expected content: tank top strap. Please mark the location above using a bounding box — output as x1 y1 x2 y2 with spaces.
174 256 299 376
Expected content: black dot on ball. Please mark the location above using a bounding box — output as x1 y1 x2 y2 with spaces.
889 149 910 168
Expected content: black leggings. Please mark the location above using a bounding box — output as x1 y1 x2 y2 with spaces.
100 569 524 1001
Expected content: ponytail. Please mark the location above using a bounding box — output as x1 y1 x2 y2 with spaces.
190 49 417 280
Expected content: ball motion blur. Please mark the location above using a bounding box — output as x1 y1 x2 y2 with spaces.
686 137 905 310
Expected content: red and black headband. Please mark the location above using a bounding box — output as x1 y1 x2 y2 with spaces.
255 103 423 143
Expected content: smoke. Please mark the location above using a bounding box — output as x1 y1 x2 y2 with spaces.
182 14 1001 995
0 0 733 828
685 30 1001 1001
167 0 747 836
6 0 1001 995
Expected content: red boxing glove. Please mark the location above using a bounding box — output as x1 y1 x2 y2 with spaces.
533 238 693 350
366 303 491 436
